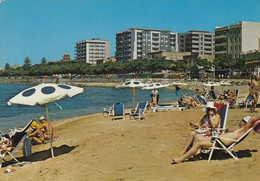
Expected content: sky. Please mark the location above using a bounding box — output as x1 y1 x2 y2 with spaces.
0 0 259 68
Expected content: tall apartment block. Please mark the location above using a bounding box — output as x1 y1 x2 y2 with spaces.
115 28 180 62
215 21 260 58
75 38 110 65
184 30 215 56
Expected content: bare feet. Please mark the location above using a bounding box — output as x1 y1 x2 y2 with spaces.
171 157 181 164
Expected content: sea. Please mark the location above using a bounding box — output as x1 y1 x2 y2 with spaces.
0 83 195 131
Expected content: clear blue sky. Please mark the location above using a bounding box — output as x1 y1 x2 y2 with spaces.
0 0 259 67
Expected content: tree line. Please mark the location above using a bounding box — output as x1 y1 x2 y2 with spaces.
1 52 260 77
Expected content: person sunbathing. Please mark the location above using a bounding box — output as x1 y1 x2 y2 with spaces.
172 116 260 164
180 102 221 155
0 134 13 157
38 116 54 141
29 121 45 145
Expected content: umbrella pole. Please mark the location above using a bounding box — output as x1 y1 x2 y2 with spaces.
46 104 55 158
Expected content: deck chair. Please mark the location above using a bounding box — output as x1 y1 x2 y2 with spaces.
0 119 33 168
239 94 253 109
103 103 115 117
112 103 125 120
130 101 148 120
196 95 207 105
208 90 217 100
207 120 260 162
214 102 229 134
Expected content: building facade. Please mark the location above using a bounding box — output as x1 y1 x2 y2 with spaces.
184 30 215 56
75 38 110 65
115 28 180 62
148 51 191 61
215 21 260 58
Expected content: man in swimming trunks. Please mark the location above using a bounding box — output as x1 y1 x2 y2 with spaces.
172 116 260 164
38 116 53 141
28 121 45 145
249 75 260 113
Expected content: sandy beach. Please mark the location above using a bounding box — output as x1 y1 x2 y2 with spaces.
1 86 260 181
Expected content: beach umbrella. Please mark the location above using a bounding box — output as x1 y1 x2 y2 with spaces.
7 83 84 158
116 79 147 104
142 83 169 90
203 82 220 87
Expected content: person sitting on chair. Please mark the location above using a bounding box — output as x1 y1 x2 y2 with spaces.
28 121 45 145
0 134 13 157
180 102 221 155
38 116 54 141
172 116 260 164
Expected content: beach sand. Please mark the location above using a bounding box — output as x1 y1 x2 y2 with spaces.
1 86 260 181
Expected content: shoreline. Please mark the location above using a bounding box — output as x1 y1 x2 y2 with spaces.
1 86 259 180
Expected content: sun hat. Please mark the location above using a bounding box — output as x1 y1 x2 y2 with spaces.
39 116 45 121
31 121 39 129
203 102 217 112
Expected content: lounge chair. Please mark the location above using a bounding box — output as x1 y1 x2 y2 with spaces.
214 102 229 134
102 103 115 117
151 104 185 112
0 119 33 168
238 94 253 109
112 103 125 120
130 101 148 120
196 95 207 105
207 120 260 162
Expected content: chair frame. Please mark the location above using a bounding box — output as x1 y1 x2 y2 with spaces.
112 103 125 121
130 101 148 121
102 103 115 117
207 120 259 162
0 120 33 168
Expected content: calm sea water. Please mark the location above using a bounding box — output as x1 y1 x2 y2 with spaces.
0 83 195 131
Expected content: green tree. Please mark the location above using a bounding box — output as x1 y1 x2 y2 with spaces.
5 63 10 70
23 57 31 70
41 57 47 65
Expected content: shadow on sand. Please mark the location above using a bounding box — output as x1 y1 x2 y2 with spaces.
2 144 78 167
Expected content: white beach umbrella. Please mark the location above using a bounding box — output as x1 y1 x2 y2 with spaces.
142 83 169 90
116 79 147 104
7 83 84 158
203 82 220 87
219 81 231 86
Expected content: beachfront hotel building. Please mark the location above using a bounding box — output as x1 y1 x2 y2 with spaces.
215 21 260 58
184 30 215 56
75 38 110 65
115 28 181 62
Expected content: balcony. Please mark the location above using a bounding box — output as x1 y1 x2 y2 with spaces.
214 51 226 54
215 35 227 39
215 42 227 47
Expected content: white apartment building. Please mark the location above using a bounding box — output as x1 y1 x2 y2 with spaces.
184 30 215 55
215 21 260 58
115 28 180 62
75 38 110 65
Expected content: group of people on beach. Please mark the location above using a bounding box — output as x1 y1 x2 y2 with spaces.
171 101 260 164
28 116 54 145
0 115 54 157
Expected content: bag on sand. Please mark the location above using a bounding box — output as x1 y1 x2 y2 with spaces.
23 138 32 157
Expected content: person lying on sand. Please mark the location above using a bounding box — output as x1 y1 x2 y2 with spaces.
28 121 45 145
172 116 260 164
180 102 220 155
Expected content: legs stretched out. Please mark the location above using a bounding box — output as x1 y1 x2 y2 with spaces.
172 134 213 164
